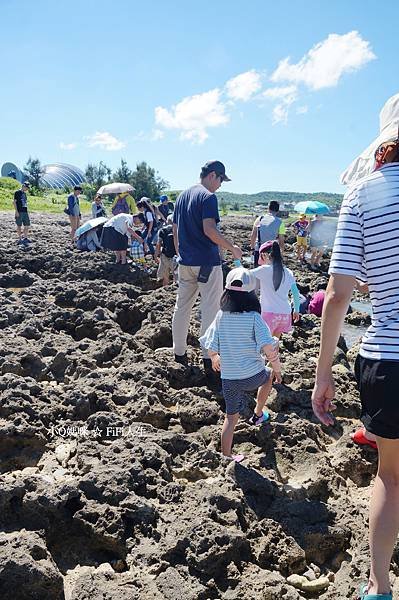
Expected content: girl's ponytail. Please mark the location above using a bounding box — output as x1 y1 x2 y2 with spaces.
270 240 284 291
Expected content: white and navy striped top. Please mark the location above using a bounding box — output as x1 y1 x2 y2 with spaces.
330 163 399 361
199 310 274 380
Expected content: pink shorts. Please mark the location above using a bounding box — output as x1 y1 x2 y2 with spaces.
261 312 292 335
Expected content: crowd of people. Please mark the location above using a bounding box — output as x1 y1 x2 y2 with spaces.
10 91 399 599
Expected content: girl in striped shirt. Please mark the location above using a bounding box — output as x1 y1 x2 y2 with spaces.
200 267 281 463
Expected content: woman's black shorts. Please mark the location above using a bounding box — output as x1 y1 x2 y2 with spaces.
355 354 399 439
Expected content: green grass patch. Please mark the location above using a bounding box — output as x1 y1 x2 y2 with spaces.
0 177 91 214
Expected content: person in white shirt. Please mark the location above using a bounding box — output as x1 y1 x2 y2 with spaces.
252 240 300 337
101 213 143 264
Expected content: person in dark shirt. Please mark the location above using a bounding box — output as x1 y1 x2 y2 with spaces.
66 185 82 241
172 160 242 372
158 195 174 223
13 181 31 245
155 215 177 286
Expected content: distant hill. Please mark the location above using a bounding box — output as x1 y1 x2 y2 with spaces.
168 188 343 211
216 190 343 210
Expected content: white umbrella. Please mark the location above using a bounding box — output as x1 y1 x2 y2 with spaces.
97 182 134 195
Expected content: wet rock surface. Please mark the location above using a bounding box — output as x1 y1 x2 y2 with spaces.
0 212 388 599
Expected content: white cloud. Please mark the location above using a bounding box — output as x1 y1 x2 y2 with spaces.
59 142 77 150
272 104 291 125
296 105 308 115
225 69 262 101
271 31 376 90
262 85 297 101
133 129 165 142
151 129 164 141
155 88 229 144
263 86 297 125
85 131 126 151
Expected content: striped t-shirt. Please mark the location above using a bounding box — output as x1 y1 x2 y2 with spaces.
329 163 399 361
199 310 274 380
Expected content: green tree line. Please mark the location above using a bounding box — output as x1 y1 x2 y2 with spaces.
22 157 170 202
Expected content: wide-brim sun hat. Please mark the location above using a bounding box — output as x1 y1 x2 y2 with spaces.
225 267 256 293
341 92 399 186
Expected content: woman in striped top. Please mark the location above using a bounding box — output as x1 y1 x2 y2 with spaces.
312 93 399 600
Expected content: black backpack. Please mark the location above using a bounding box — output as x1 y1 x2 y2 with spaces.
160 225 176 258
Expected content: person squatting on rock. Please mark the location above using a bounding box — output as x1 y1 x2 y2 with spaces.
155 215 177 286
312 92 399 600
75 226 103 252
91 194 107 218
66 185 82 241
13 181 31 245
200 267 281 462
252 240 300 338
101 213 144 265
171 160 242 372
250 200 285 266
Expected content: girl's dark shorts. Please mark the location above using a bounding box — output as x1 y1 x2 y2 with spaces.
222 368 271 415
355 354 399 439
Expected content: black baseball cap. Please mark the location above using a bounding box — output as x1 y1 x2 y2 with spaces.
201 160 231 182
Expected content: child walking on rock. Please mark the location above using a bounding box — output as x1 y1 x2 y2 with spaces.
200 267 281 462
253 240 300 338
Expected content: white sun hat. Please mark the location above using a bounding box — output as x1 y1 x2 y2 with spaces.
340 93 399 186
225 267 256 293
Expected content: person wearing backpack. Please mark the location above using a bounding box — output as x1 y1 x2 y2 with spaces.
137 198 159 256
111 192 137 216
155 215 177 286
250 201 286 266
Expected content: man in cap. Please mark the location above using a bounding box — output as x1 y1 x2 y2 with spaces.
312 93 399 599
158 194 174 224
172 160 242 372
13 181 31 245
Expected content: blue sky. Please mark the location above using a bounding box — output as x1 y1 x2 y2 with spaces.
1 0 398 194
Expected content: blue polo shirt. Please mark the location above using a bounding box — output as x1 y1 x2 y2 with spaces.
173 184 221 266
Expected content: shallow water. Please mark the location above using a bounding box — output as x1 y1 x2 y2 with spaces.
341 323 368 349
351 299 372 315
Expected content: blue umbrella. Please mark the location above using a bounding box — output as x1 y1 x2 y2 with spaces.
75 216 107 239
294 201 330 215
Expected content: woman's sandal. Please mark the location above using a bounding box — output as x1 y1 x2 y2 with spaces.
351 428 377 450
358 583 392 599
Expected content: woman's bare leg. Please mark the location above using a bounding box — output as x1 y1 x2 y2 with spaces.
367 436 399 595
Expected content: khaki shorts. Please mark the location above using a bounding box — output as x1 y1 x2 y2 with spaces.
157 254 175 279
296 236 308 247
